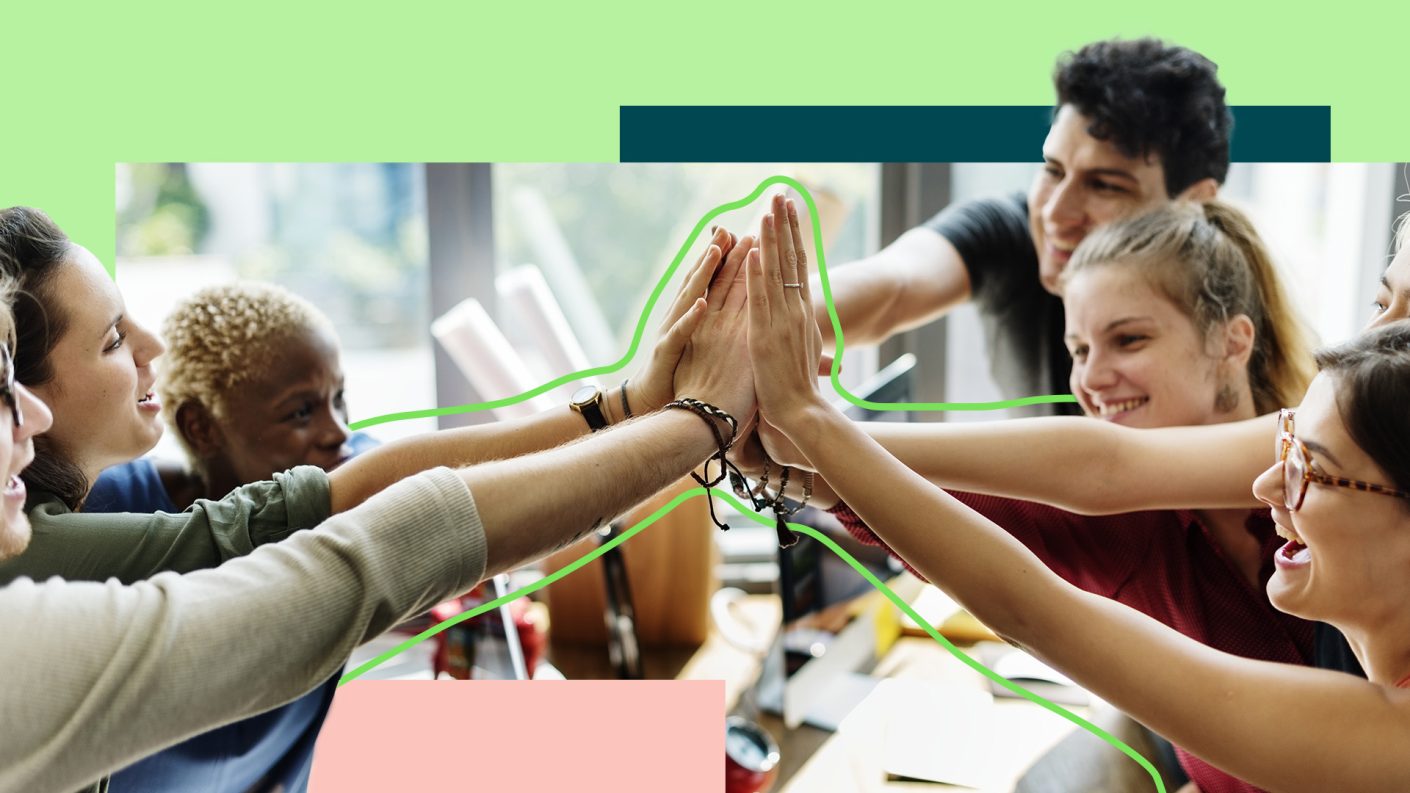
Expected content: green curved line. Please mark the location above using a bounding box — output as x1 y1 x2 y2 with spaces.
337 176 1154 791
348 174 1073 431
340 487 1163 793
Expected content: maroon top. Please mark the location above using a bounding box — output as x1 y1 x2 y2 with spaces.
829 493 1314 793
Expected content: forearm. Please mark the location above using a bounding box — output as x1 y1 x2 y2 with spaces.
1029 589 1410 792
817 228 969 349
0 469 485 793
794 418 1128 514
789 404 1066 637
818 261 905 348
789 406 1410 792
329 405 589 513
463 408 722 577
854 415 1268 514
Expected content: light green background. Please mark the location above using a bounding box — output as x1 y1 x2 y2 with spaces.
2 2 1405 260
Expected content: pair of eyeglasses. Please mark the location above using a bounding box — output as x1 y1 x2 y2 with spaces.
0 344 20 429
1276 408 1410 511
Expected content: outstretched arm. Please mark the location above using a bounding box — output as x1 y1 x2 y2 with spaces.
756 411 1272 514
814 227 971 349
329 228 754 514
749 194 1410 793
1 230 759 792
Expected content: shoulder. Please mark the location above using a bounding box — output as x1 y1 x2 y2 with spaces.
84 459 181 514
920 193 1035 299
921 192 1030 240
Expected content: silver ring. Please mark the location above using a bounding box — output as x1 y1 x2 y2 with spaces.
783 283 802 288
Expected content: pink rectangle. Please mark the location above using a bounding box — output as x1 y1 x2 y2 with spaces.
312 680 724 791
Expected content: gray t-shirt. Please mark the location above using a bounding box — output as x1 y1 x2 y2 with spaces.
923 192 1079 417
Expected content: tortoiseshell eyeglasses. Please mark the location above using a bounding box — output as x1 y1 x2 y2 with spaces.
1277 408 1410 511
0 344 20 429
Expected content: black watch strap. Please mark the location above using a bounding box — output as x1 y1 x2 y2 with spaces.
570 385 609 431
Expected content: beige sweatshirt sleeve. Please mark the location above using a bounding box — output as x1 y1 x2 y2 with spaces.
0 467 486 793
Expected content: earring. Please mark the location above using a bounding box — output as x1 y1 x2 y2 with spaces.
1214 381 1239 413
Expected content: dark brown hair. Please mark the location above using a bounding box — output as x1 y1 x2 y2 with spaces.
0 207 89 508
1054 38 1231 195
1314 318 1410 500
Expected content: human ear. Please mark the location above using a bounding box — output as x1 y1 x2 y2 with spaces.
1178 177 1219 203
1222 314 1256 368
174 401 224 459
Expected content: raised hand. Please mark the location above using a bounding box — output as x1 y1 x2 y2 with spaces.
671 233 758 426
746 194 828 436
627 227 740 418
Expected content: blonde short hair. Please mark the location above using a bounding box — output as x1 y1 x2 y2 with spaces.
158 281 336 424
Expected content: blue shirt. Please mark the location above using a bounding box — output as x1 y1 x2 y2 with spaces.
85 432 379 793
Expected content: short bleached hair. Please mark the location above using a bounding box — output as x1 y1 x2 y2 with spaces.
158 281 337 424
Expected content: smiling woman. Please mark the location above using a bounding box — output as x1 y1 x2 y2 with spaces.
1061 200 1316 427
4 209 166 509
0 203 765 792
747 195 1320 792
746 195 1410 790
79 281 369 793
0 276 54 558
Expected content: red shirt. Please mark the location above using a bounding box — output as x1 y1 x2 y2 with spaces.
829 493 1314 793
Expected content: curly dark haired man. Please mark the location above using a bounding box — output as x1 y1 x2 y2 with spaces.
820 38 1231 417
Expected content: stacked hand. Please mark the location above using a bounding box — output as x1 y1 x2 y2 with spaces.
631 227 757 425
745 194 829 442
632 194 831 454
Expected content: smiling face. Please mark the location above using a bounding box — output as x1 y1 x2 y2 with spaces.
1028 105 1174 295
1064 265 1254 428
25 247 166 486
198 323 351 484
1255 374 1410 629
1 380 54 560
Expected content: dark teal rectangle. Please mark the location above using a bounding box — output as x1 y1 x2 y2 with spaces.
619 106 1330 163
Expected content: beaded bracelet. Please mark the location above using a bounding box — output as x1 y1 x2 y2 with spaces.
728 455 816 549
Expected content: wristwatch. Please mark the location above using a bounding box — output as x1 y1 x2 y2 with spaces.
569 385 609 431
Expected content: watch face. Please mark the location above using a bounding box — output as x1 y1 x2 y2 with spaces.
571 385 598 406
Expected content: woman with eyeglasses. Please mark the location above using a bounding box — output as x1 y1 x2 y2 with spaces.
0 222 767 792
0 340 55 559
746 200 1410 791
0 206 744 588
770 213 1410 529
771 209 1410 679
748 196 1319 791
0 204 753 793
